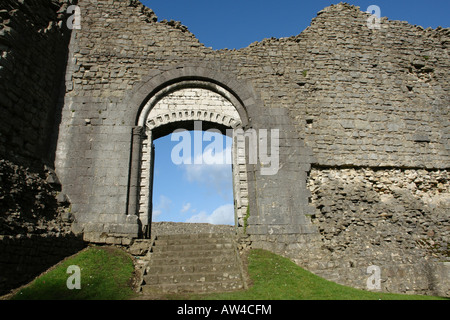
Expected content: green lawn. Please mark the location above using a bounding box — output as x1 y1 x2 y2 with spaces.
10 246 136 300
193 249 447 300
7 246 447 300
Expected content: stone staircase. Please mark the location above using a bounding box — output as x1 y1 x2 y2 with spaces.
136 233 247 295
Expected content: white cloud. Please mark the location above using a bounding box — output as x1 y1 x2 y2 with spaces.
180 202 191 213
186 204 235 225
182 146 233 200
202 143 232 165
152 208 162 219
152 195 172 220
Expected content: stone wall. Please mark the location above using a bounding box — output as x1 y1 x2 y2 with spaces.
0 0 86 296
0 233 85 296
51 0 448 295
0 159 69 235
249 167 449 296
305 167 449 296
288 4 449 168
308 168 449 257
0 0 75 166
2 0 448 296
0 159 85 295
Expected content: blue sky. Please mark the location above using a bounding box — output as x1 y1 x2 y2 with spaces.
152 132 235 225
142 0 449 50
142 0 448 225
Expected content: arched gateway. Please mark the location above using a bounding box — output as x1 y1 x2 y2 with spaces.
133 81 250 236
56 64 315 245
122 65 261 239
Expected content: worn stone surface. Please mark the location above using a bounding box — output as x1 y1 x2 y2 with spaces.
0 0 75 166
308 168 449 260
0 0 85 296
0 0 449 297
0 159 73 236
304 167 449 296
0 159 85 296
151 222 235 236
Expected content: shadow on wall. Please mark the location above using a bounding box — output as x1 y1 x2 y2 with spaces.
0 159 86 296
0 233 85 296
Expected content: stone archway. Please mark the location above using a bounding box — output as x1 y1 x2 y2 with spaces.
134 81 250 237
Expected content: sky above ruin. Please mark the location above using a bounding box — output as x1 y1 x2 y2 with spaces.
141 0 449 225
143 0 449 50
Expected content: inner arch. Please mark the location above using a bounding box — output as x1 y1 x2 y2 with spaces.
136 85 249 237
146 87 241 132
137 80 249 128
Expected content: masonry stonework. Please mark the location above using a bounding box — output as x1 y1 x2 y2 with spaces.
1 0 449 296
0 0 87 295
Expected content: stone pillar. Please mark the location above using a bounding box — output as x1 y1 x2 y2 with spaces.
127 126 144 219
143 130 154 239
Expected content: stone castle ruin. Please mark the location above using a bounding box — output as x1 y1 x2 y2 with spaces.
0 0 448 296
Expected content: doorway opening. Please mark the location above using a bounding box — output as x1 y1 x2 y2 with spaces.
151 130 235 226
135 85 249 238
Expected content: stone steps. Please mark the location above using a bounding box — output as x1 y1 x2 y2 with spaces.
139 233 246 294
150 251 237 261
144 271 243 286
142 281 243 295
152 242 234 252
146 262 238 274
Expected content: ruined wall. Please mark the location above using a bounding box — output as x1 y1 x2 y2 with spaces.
289 5 449 168
306 167 449 296
44 0 450 296
0 159 85 296
0 0 76 166
0 0 86 296
0 0 447 297
55 0 315 244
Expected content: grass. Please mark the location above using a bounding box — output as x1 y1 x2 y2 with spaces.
6 247 447 300
9 246 136 300
192 249 447 300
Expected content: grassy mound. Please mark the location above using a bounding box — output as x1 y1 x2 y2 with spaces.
194 249 447 300
10 246 136 300
6 247 447 300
